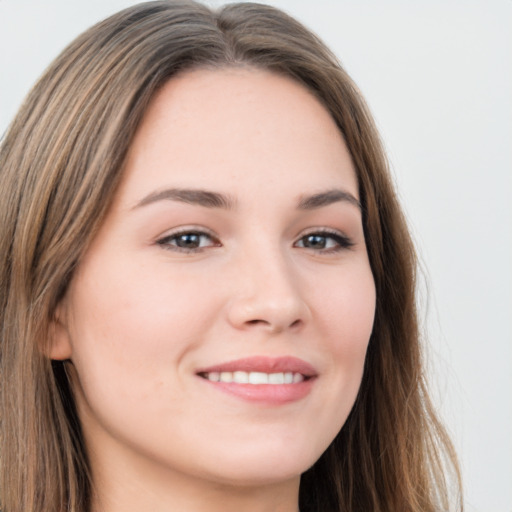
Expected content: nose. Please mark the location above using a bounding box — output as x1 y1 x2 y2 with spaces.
226 248 310 334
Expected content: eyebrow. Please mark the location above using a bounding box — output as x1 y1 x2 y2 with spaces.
298 189 361 211
133 188 235 210
133 187 360 211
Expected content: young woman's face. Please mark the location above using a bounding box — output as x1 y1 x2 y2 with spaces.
54 69 375 491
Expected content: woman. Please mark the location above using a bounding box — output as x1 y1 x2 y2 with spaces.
0 1 462 511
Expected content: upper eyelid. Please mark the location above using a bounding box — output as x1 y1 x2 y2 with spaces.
299 227 342 234
297 227 351 239
154 225 353 245
156 225 218 240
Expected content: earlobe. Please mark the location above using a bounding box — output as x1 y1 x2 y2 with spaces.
49 303 73 360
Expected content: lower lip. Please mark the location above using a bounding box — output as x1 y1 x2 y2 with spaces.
199 377 315 405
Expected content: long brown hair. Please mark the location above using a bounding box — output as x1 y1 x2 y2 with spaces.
0 1 462 511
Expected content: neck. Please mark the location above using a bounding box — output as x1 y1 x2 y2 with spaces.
92 472 300 512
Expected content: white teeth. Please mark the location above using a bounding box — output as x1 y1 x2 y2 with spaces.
220 372 232 382
233 371 249 384
268 372 284 384
203 371 305 384
293 373 304 383
249 372 268 384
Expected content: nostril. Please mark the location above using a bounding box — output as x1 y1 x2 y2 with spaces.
247 319 266 326
244 318 302 331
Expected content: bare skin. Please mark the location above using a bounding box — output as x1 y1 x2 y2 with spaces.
53 68 375 512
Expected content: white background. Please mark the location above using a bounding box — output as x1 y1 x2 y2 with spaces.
0 1 510 510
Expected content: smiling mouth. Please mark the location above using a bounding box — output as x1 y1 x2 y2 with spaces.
195 356 317 404
198 371 308 384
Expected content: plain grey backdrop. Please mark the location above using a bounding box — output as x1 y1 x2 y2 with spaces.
1 1 511 510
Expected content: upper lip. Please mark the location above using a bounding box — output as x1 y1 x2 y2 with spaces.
196 356 317 378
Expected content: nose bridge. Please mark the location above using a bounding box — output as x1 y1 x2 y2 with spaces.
227 238 309 332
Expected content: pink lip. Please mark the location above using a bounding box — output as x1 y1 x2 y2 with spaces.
196 356 317 377
196 356 317 405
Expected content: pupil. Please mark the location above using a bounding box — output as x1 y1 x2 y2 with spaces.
305 235 326 248
177 234 200 248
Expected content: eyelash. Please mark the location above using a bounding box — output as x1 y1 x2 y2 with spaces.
294 229 354 253
156 228 354 254
156 228 220 253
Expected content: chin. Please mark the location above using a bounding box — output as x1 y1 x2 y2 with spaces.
192 441 322 487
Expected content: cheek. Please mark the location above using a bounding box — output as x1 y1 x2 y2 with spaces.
317 262 375 353
67 257 242 426
311 264 375 412
65 262 215 403
64 266 220 452
70 257 213 346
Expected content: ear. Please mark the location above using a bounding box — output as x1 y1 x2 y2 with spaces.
49 302 73 360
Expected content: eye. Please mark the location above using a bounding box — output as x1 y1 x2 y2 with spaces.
295 230 354 252
157 229 220 253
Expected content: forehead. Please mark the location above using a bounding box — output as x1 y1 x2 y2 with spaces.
118 67 358 207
